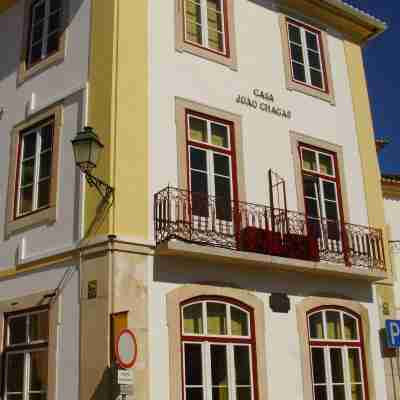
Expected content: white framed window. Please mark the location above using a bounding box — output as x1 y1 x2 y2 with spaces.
181 299 256 400
286 18 327 92
4 309 49 400
308 309 367 400
16 119 54 217
27 0 64 67
184 0 228 55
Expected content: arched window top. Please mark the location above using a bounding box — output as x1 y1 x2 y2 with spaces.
181 298 252 338
308 308 360 341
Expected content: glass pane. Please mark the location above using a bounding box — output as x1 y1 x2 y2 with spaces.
311 348 326 384
207 303 227 335
183 304 203 334
302 149 317 171
39 152 52 179
208 30 224 52
333 385 346 400
29 395 47 400
186 388 204 400
323 181 336 201
190 148 207 172
215 177 232 221
50 0 62 12
211 345 228 386
8 395 23 400
348 349 362 382
306 31 318 51
303 176 318 198
29 43 43 65
185 343 203 386
212 387 229 400
23 133 37 159
20 186 34 214
290 44 304 63
29 351 48 391
351 385 363 400
236 388 251 400
186 0 202 24
33 2 45 22
292 62 306 83
7 353 25 392
310 69 323 89
38 180 51 208
29 312 49 342
319 154 334 176
325 202 338 221
186 20 203 44
326 311 342 340
330 348 344 383
9 316 27 345
32 22 44 43
213 154 230 177
211 123 229 148
314 386 328 400
234 346 251 385
308 50 321 70
231 307 248 336
189 117 207 142
21 159 35 186
344 315 358 340
41 125 53 150
288 24 301 44
309 313 324 339
48 11 61 33
46 32 60 54
191 174 209 217
305 198 319 219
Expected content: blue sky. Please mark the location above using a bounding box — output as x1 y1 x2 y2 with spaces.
343 1 399 174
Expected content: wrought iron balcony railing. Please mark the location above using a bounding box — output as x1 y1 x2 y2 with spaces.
154 187 386 271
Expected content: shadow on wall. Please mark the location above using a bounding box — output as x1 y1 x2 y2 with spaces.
153 254 374 303
0 0 86 84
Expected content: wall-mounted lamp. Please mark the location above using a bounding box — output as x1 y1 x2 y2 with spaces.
71 127 114 203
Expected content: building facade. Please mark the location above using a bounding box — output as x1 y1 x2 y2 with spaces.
0 1 395 400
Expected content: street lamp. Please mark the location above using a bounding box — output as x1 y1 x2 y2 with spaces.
71 127 114 202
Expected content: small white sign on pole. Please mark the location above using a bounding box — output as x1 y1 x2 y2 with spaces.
118 369 134 385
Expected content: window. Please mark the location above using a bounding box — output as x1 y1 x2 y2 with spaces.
175 1 237 69
181 299 256 400
4 309 49 400
184 0 228 55
308 308 367 400
16 119 54 217
300 145 344 248
186 111 238 227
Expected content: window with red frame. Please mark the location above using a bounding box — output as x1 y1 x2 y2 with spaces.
186 111 237 224
181 298 257 400
286 18 327 92
308 308 368 400
300 145 343 246
184 0 229 55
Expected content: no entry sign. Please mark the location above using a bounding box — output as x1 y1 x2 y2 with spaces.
115 329 138 369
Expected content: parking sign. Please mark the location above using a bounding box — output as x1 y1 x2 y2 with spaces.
386 320 400 348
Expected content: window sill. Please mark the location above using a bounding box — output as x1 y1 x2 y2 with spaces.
286 79 336 105
6 206 57 237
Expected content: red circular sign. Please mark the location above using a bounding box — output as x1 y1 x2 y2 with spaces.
115 329 138 369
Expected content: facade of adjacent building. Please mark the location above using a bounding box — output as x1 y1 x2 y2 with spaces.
0 1 396 400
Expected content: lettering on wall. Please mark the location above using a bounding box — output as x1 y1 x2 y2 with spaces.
0 107 4 120
236 89 292 119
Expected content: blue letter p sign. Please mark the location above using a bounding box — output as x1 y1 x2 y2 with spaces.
386 320 400 348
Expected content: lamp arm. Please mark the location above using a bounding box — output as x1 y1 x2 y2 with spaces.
84 170 114 203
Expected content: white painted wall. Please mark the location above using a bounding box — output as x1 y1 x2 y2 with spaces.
0 0 91 270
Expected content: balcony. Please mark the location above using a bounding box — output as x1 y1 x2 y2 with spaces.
154 187 386 281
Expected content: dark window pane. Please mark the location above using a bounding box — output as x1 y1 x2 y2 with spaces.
48 11 61 33
325 202 338 221
30 312 49 342
33 3 45 22
213 154 230 177
41 124 53 150
186 388 203 400
292 62 306 83
189 117 207 142
23 133 37 159
290 43 304 63
344 315 358 340
234 346 251 385
303 177 317 198
211 345 228 385
30 42 43 65
7 353 25 392
32 22 44 43
231 307 248 336
184 343 203 386
333 385 346 400
288 24 301 44
348 349 362 382
207 303 227 335
305 198 319 219
38 179 51 208
306 31 318 51
310 69 323 89
46 32 60 55
212 387 228 400
21 159 35 186
308 218 321 239
191 171 208 195
314 386 327 400
236 388 252 400
312 348 326 383
323 181 336 201
327 220 340 241
39 152 52 179
183 303 203 334
211 123 229 148
309 313 324 339
319 154 334 176
29 351 48 391
190 148 207 172
29 395 47 400
50 0 62 12
20 186 34 214
8 395 24 400
302 149 317 171
330 348 344 383
308 50 321 70
351 385 363 400
215 177 232 221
